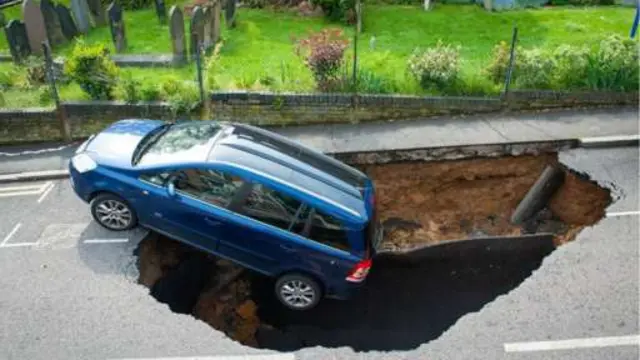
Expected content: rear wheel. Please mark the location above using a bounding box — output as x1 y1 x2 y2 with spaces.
90 193 138 231
275 273 322 311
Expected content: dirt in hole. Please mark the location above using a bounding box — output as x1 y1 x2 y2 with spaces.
136 234 261 347
135 153 613 348
359 153 612 251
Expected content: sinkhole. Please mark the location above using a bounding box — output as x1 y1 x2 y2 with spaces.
132 152 613 352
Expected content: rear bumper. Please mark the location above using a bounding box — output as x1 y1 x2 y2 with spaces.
326 279 367 300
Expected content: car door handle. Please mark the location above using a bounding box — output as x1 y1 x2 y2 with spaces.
204 217 222 226
280 244 296 252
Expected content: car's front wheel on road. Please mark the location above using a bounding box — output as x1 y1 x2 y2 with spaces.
90 193 138 231
275 273 322 311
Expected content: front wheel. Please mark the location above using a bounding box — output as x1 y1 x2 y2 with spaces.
90 193 138 231
275 273 322 311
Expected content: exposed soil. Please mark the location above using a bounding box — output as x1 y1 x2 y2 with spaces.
134 152 613 348
359 153 611 251
136 233 261 346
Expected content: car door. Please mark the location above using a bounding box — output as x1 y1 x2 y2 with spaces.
137 167 247 255
220 181 356 281
215 181 308 275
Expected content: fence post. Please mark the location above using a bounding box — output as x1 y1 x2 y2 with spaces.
42 41 71 142
195 36 205 105
503 24 518 100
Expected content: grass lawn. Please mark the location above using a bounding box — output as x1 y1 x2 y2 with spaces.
0 61 197 108
1 3 636 97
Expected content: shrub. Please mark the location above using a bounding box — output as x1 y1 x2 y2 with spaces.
139 83 161 101
514 47 556 89
159 77 201 114
65 42 119 100
583 34 639 91
119 73 141 103
484 41 511 84
407 40 461 91
553 44 590 89
294 28 349 91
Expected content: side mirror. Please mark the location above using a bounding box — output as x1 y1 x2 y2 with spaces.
167 178 176 197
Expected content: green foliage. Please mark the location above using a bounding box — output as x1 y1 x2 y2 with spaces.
484 41 510 84
487 34 639 91
583 34 639 91
552 44 590 89
407 40 461 91
37 86 53 106
64 42 119 100
514 47 557 89
160 77 201 114
336 67 397 94
446 74 501 97
0 65 18 90
139 82 161 101
119 72 142 103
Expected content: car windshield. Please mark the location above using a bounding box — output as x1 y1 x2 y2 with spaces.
134 122 222 166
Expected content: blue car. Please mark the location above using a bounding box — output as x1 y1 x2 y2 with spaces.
69 119 383 310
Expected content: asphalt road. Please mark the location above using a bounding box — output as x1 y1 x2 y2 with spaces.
0 146 637 360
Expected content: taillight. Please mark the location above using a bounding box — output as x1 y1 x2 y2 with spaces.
346 258 372 283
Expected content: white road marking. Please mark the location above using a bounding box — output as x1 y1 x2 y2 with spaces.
0 190 44 198
1 242 39 248
0 181 53 199
0 183 46 192
0 223 22 247
83 238 129 244
504 334 640 353
37 182 56 203
110 355 296 360
607 210 640 218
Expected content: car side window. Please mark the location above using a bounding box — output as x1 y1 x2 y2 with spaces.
305 208 351 252
238 183 305 231
174 168 245 208
140 171 171 186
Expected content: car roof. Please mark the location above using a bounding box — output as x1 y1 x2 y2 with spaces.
207 123 370 223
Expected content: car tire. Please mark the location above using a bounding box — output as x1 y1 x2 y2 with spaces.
90 193 138 231
275 273 322 311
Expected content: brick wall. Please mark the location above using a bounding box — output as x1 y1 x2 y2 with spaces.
0 91 637 145
209 92 504 125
